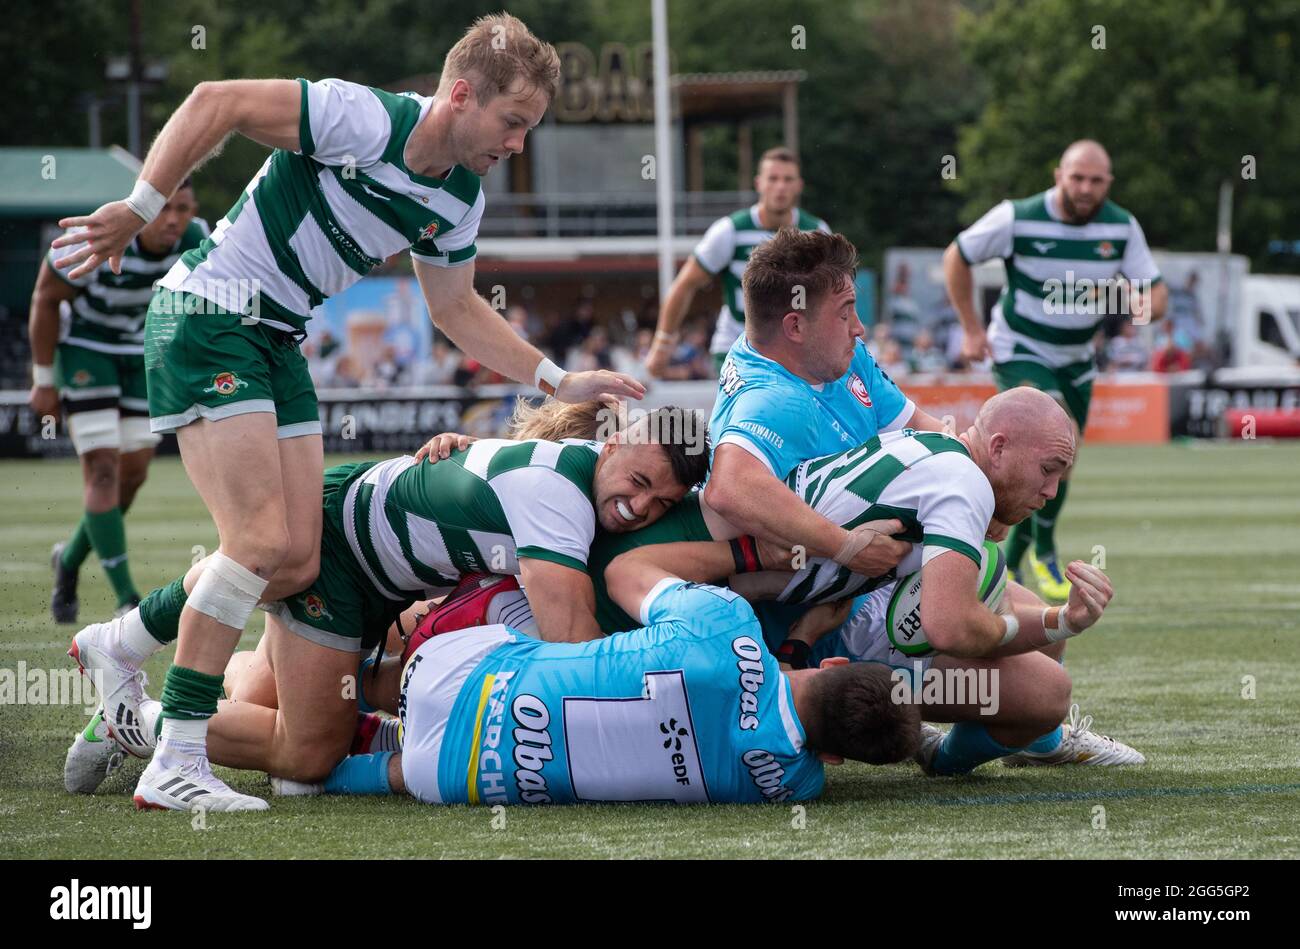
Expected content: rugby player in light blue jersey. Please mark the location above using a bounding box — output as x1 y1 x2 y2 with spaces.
273 545 919 805
705 228 951 589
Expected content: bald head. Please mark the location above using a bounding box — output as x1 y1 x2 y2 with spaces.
964 387 1077 525
1060 139 1111 173
1055 139 1113 223
975 386 1074 447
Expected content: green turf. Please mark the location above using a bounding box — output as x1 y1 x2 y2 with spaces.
2 443 1298 858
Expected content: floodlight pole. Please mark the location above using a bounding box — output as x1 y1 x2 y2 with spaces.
652 0 675 312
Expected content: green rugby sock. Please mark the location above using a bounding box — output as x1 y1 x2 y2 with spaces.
61 517 94 571
1033 481 1069 560
159 664 225 722
1005 519 1032 573
84 507 139 606
139 576 188 645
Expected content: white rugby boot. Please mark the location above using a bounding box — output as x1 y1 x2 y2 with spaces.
1002 704 1146 767
68 619 155 758
134 755 269 812
63 707 127 794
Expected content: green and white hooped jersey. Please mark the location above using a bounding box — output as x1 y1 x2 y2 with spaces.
693 205 830 356
49 219 210 355
341 439 602 602
956 189 1161 369
159 78 484 334
776 428 995 605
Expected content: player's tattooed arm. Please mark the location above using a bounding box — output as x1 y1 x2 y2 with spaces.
518 557 604 642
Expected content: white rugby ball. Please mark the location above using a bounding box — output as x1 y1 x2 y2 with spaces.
885 540 1007 657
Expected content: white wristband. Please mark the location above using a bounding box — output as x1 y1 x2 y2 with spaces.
533 357 567 397
999 612 1020 646
124 179 167 224
1042 606 1081 643
33 364 55 387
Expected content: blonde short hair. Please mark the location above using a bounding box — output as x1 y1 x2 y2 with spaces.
438 13 560 103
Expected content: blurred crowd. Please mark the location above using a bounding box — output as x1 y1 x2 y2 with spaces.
866 316 1222 379
304 299 716 390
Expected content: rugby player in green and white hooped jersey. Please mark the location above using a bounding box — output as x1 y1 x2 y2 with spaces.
61 415 706 796
586 388 1142 772
646 147 831 377
30 180 206 622
54 15 646 813
945 140 1168 602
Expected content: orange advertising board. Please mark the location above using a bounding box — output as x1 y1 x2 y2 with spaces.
904 376 1170 444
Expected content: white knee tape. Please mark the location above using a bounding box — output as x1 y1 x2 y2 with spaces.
188 551 270 631
120 416 162 453
67 409 122 454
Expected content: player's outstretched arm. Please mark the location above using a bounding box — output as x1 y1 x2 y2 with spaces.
704 444 911 579
52 79 301 279
517 557 604 642
414 257 646 405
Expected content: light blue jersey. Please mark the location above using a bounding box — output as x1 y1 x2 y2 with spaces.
711 337 914 479
427 581 823 805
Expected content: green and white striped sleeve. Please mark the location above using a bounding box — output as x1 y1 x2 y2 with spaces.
955 200 1014 265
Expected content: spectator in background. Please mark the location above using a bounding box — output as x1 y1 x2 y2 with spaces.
1150 327 1192 373
878 339 910 378
1105 320 1150 372
613 328 654 377
549 298 597 362
408 337 463 386
506 304 531 342
867 321 891 360
909 327 948 374
570 325 614 373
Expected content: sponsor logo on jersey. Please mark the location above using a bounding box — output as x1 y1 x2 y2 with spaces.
419 220 440 241
299 593 333 621
736 420 784 449
360 183 390 202
475 670 514 805
719 358 745 396
510 692 553 804
1031 240 1057 254
202 371 248 396
1094 240 1117 259
659 717 696 788
849 373 873 408
397 653 423 732
742 748 794 802
732 636 765 731
71 369 93 386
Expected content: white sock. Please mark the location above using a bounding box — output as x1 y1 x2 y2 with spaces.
114 607 165 665
140 699 163 745
156 717 207 767
375 718 401 752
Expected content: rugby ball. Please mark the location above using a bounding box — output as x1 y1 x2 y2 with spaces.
885 540 1007 657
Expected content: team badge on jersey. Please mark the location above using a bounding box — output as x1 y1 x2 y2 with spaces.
203 371 248 396
1094 240 1117 259
71 370 93 386
419 220 440 242
849 373 873 408
300 593 333 621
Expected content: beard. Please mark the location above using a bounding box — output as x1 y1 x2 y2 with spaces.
1060 189 1102 224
